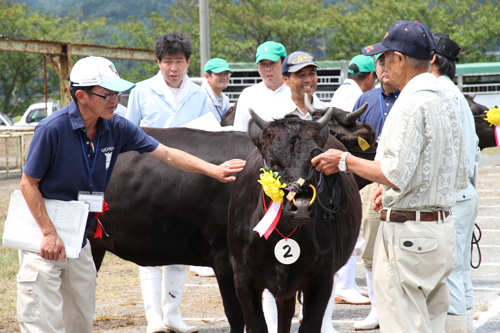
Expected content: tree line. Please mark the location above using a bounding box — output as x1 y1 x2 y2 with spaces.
1 0 499 117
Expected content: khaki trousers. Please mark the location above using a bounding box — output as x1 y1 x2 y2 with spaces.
17 242 96 333
373 213 455 333
360 182 380 271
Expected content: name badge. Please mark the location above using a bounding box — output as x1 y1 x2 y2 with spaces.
78 191 104 213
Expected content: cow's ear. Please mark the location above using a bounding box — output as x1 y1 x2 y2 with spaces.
320 126 329 146
248 119 263 148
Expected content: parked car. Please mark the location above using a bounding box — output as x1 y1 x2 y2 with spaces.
14 101 61 127
0 112 15 128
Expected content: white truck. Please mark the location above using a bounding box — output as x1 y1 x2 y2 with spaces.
14 101 61 128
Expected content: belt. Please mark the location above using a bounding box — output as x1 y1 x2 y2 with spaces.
380 209 450 223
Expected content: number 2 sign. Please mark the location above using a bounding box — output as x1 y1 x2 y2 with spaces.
274 238 300 265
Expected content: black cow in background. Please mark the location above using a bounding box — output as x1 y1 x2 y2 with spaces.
465 94 497 150
227 109 361 333
221 102 237 127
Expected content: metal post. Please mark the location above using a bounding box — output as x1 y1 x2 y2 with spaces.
21 135 26 173
44 55 48 117
5 137 9 178
199 0 211 77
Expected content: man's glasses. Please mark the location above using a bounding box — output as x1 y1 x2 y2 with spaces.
87 91 119 101
213 71 231 77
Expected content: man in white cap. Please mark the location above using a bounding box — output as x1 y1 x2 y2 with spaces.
17 56 245 333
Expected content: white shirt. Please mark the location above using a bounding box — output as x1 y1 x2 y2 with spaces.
233 82 297 132
201 82 231 123
125 71 209 128
287 95 327 120
329 78 363 112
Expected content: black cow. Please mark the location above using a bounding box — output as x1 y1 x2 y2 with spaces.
88 107 374 333
465 94 497 150
227 109 361 333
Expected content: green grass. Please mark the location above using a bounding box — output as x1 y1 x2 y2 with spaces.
0 197 20 332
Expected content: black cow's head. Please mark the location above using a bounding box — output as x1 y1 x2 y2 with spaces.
304 97 375 150
248 107 334 225
465 94 497 150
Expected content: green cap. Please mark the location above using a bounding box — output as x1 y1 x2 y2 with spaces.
255 41 287 64
375 53 384 60
348 54 376 74
204 58 233 73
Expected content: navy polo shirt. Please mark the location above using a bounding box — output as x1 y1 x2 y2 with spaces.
354 86 400 139
24 100 159 247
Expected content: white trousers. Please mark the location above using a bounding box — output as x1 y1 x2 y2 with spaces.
448 186 479 315
17 242 96 333
373 213 455 333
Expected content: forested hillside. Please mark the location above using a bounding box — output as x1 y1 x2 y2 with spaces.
2 0 499 117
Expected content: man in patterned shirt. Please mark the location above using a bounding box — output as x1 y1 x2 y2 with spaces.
312 20 468 332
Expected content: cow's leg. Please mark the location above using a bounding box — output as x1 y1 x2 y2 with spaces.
89 240 107 272
212 252 245 333
299 276 333 333
232 271 268 333
277 296 296 333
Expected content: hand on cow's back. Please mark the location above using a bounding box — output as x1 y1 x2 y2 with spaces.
212 159 246 182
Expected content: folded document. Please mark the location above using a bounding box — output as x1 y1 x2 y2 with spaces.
2 190 89 259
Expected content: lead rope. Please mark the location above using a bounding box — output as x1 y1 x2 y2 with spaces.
306 148 348 265
471 223 482 269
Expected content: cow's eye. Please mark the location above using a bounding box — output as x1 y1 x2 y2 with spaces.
268 160 276 168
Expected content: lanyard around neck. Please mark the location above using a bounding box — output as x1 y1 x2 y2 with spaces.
205 86 223 119
79 131 100 193
379 91 386 124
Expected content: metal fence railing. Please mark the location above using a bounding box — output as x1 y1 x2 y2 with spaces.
0 130 34 178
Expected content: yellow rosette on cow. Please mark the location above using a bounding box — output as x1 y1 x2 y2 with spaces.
258 167 287 204
485 106 500 126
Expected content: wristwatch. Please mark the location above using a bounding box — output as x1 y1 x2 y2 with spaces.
338 152 351 173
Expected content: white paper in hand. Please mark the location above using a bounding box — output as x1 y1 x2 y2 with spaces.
2 190 89 259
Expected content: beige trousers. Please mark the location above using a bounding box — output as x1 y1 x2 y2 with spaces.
17 242 96 333
373 213 455 333
360 182 381 271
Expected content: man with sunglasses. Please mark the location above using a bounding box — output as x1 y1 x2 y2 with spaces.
16 56 245 333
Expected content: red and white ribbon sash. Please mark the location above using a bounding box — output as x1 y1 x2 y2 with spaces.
495 125 499 147
253 201 282 240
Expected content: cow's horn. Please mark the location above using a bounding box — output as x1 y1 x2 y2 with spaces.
345 103 368 125
316 107 334 130
304 93 315 114
249 108 268 130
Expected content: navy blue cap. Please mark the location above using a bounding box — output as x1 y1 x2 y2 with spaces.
362 21 436 60
282 51 319 75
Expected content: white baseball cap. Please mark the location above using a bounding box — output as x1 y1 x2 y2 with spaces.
70 56 135 92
